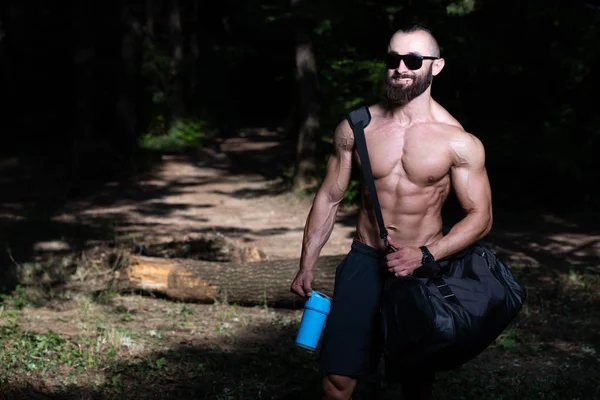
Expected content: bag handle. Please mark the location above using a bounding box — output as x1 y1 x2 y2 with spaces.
347 106 391 251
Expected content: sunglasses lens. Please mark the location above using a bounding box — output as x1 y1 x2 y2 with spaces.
384 53 424 70
384 53 401 69
404 55 423 70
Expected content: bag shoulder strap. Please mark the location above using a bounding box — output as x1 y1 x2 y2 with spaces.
347 106 390 250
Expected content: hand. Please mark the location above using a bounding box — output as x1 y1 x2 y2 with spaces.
385 236 422 277
290 268 314 298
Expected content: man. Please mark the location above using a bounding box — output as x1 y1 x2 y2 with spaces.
290 25 493 400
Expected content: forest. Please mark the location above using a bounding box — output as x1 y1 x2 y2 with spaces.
2 0 599 207
0 0 598 398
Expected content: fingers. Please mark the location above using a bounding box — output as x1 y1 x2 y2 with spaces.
290 280 312 298
385 258 401 267
291 269 314 298
385 248 403 261
388 266 413 277
304 280 313 296
290 281 305 297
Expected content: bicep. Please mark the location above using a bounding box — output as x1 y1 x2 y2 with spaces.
317 124 354 204
450 136 492 214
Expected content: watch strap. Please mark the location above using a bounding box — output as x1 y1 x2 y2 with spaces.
419 245 435 264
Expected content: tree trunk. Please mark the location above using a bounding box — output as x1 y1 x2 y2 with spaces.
187 0 200 107
116 254 343 307
72 0 96 191
115 5 143 170
0 5 6 44
168 0 185 125
291 0 320 189
145 0 154 37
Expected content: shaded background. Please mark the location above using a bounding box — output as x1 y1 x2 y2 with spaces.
0 0 598 286
3 0 599 197
0 1 599 398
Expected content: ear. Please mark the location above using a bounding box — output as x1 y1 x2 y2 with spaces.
432 58 445 76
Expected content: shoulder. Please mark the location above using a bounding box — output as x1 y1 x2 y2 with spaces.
429 101 486 165
443 126 486 168
416 120 485 167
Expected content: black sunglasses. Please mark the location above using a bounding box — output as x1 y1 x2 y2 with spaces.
384 52 439 70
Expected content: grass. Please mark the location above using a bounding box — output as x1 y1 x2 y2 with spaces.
0 262 598 399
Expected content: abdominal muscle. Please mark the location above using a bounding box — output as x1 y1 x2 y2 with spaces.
353 175 450 251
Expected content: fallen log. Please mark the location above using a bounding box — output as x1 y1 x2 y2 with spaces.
115 254 344 307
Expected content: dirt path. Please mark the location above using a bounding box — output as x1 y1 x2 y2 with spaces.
54 130 357 261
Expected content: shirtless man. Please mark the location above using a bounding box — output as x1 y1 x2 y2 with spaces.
290 25 493 400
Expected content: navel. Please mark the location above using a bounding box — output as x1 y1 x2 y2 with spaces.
428 175 435 182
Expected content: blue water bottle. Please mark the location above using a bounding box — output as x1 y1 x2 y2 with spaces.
295 291 332 351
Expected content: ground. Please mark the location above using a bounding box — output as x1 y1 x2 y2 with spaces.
51 128 357 261
0 129 599 399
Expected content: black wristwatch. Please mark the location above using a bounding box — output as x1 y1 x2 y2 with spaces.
419 246 435 265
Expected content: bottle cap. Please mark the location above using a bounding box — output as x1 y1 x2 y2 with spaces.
305 291 331 315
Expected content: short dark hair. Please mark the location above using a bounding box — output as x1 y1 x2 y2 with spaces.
399 23 433 35
393 23 441 57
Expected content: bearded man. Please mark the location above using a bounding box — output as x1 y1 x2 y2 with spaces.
290 24 493 400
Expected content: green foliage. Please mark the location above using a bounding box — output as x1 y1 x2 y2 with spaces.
0 324 119 386
314 19 333 36
139 118 216 153
446 0 477 16
0 285 30 309
141 38 172 111
343 178 360 205
319 57 384 140
139 35 218 153
495 328 521 350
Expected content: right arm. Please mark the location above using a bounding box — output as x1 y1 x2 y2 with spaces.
290 121 354 297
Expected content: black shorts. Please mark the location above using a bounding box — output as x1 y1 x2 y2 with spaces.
318 240 435 386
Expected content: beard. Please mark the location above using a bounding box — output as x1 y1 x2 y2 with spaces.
385 64 434 106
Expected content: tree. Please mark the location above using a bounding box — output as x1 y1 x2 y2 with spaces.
187 0 200 106
72 0 96 189
291 0 320 189
115 3 143 169
168 0 186 127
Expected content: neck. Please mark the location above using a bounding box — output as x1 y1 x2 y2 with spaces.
385 88 434 125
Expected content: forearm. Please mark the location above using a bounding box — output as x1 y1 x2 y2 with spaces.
428 210 492 261
299 194 341 271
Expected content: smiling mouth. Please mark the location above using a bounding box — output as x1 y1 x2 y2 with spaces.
392 73 415 80
393 77 413 84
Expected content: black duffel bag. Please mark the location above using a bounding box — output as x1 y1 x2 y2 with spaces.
347 106 527 375
380 243 526 375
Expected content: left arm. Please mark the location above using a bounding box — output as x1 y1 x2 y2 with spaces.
428 133 493 260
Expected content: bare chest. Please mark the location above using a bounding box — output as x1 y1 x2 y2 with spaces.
360 126 452 185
